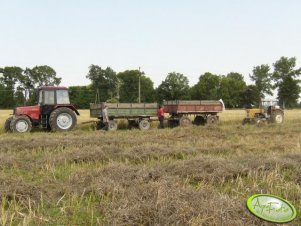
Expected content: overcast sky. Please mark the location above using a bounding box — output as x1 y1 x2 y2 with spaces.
0 0 300 87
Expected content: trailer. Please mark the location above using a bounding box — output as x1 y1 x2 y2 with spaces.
164 100 224 127
90 102 158 131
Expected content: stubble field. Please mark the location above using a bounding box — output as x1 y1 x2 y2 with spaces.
0 109 301 225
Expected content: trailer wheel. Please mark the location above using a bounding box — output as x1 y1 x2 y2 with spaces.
49 107 77 132
108 120 118 131
179 116 192 127
10 116 32 133
139 119 150 130
4 116 13 132
206 115 218 125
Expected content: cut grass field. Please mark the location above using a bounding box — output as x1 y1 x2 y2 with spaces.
0 109 301 225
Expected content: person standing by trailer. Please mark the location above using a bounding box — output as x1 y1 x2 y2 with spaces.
102 103 109 130
157 105 165 128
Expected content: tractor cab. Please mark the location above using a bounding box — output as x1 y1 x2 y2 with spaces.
38 87 70 106
5 86 79 133
261 100 281 113
39 86 70 106
37 86 72 116
259 100 281 118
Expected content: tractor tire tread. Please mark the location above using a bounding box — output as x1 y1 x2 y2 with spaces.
10 116 32 133
49 107 77 132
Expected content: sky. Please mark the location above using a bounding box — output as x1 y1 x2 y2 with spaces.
0 0 300 88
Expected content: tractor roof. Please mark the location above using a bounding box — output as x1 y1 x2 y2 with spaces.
39 86 68 90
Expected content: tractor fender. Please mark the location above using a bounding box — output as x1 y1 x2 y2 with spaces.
13 114 33 121
55 105 80 116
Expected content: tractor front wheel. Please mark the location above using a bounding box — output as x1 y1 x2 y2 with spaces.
49 107 77 132
10 116 32 133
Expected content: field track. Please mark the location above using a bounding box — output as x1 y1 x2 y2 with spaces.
0 109 301 225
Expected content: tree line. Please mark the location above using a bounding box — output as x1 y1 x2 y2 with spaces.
0 56 300 109
0 66 60 108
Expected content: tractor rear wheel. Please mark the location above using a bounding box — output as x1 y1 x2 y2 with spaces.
271 112 284 124
4 117 13 132
49 107 77 132
10 116 32 133
139 119 150 130
179 116 192 127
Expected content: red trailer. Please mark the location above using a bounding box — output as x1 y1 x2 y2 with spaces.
163 100 224 127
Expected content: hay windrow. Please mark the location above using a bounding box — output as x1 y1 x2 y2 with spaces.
0 109 301 225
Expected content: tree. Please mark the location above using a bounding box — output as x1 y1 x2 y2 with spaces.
24 65 61 104
24 65 61 87
219 72 247 108
250 64 272 98
140 76 156 102
86 65 118 102
277 77 300 108
0 83 6 108
14 87 25 106
157 72 190 102
190 72 221 100
240 85 261 108
272 57 301 108
0 66 23 108
69 85 94 109
118 70 155 102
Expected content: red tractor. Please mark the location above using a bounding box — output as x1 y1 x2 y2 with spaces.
4 86 79 133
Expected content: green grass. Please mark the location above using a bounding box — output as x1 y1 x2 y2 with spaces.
0 110 301 225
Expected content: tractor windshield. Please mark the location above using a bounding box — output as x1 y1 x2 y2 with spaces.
56 90 70 104
261 101 279 109
38 89 70 105
38 90 55 105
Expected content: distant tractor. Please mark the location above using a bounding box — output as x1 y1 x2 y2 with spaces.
242 100 284 125
4 86 79 133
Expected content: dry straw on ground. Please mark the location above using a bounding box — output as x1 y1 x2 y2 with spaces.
0 109 301 225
